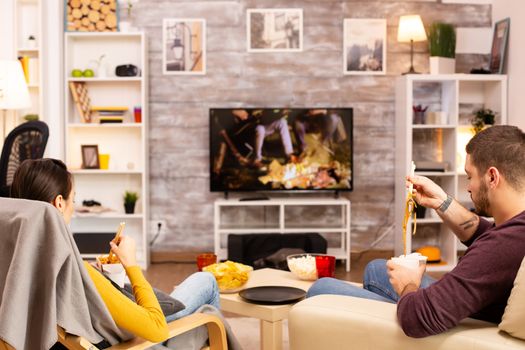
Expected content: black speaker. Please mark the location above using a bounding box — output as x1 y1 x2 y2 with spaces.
115 64 140 77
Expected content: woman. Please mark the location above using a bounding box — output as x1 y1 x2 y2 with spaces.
10 158 220 343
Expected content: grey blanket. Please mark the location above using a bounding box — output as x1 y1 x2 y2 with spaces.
0 198 131 350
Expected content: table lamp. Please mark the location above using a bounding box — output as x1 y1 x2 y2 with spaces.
0 60 31 139
397 15 427 74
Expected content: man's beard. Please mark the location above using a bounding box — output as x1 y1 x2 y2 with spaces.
472 180 491 217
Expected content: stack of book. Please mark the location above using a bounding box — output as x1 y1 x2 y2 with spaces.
91 106 128 123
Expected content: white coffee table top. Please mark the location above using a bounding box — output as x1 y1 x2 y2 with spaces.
220 268 315 322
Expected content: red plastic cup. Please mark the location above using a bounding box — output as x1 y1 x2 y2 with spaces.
134 106 142 123
315 255 336 278
196 253 217 271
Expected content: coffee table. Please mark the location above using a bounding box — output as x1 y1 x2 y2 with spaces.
220 268 314 350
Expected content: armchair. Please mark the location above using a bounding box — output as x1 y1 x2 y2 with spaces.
289 293 525 350
0 198 227 350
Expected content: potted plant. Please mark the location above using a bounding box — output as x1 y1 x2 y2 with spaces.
123 191 139 214
427 22 456 74
471 108 496 134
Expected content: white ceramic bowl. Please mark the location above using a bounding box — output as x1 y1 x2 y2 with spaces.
287 254 320 281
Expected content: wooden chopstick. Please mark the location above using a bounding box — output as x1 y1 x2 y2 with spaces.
107 222 125 261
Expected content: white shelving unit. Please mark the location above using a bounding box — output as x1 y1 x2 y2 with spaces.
64 32 150 268
13 0 43 127
214 198 351 271
395 74 507 271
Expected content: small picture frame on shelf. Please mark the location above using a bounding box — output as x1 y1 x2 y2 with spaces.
343 18 386 75
81 145 100 169
489 18 510 74
247 8 303 52
162 18 206 75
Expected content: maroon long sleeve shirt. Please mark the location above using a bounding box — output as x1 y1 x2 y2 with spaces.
397 211 525 338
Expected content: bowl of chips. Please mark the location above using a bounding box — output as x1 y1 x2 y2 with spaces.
203 261 253 293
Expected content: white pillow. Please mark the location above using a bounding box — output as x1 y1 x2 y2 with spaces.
499 257 525 339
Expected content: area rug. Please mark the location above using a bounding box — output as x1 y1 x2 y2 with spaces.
226 317 289 350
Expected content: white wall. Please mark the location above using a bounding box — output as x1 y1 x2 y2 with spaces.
493 1 525 130
0 1 14 59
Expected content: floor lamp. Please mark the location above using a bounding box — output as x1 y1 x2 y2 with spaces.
0 60 31 140
397 15 427 74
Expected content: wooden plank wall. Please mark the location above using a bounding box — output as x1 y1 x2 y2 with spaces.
130 0 491 253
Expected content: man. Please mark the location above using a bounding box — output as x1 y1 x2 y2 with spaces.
307 125 525 337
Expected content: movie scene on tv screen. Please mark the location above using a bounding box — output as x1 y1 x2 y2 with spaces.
210 108 353 191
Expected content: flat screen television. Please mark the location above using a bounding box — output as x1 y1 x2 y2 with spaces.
210 108 353 192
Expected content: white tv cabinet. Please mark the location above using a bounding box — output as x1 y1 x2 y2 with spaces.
214 197 351 271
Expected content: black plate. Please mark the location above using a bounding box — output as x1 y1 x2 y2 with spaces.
239 286 306 305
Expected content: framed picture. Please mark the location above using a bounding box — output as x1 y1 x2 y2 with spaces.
489 18 510 74
247 9 303 52
81 145 100 169
163 18 206 75
343 19 387 75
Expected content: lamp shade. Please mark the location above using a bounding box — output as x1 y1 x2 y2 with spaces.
0 60 31 110
397 15 427 43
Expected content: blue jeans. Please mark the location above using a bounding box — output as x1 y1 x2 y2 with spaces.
165 272 220 322
306 259 436 303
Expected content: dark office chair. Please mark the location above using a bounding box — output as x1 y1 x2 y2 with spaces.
0 121 49 197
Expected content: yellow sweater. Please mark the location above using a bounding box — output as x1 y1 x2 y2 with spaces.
84 262 169 342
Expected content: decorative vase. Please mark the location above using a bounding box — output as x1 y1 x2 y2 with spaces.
119 21 132 32
124 202 135 214
429 57 455 75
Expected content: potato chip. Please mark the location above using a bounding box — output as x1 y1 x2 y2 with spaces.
203 261 253 291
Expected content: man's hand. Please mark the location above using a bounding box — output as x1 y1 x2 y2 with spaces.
407 175 448 210
387 260 426 296
109 235 137 268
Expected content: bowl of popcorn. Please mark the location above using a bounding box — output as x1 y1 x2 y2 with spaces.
287 254 319 281
203 261 253 293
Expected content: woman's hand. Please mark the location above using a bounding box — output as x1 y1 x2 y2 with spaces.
109 235 137 268
407 175 448 210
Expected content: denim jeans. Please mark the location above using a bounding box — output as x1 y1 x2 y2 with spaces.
306 259 436 303
165 272 221 322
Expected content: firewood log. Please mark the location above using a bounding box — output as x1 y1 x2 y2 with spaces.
72 8 82 19
70 0 81 9
88 10 100 23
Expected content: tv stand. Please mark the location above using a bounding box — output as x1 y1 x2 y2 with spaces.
214 197 351 271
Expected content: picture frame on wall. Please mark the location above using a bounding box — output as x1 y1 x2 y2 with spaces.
247 9 303 52
81 145 100 169
489 18 510 74
343 19 387 75
163 18 206 75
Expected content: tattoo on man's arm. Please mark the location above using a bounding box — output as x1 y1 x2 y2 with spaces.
459 216 478 230
438 194 453 213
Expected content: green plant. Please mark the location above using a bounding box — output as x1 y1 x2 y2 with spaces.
23 114 39 121
124 191 139 205
471 108 496 134
127 0 133 18
428 22 456 58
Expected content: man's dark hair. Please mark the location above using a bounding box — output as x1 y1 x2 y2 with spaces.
10 158 72 203
466 125 525 191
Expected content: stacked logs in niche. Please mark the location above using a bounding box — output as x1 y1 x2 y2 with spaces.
67 0 118 32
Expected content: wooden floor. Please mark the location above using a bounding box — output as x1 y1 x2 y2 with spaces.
144 250 395 293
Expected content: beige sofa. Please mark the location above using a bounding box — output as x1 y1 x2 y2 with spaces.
288 294 525 350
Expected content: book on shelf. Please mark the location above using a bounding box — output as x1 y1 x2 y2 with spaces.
69 82 92 123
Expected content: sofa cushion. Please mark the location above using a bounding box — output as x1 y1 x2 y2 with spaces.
499 257 525 340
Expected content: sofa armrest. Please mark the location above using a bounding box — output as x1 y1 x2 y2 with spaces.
288 295 525 350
